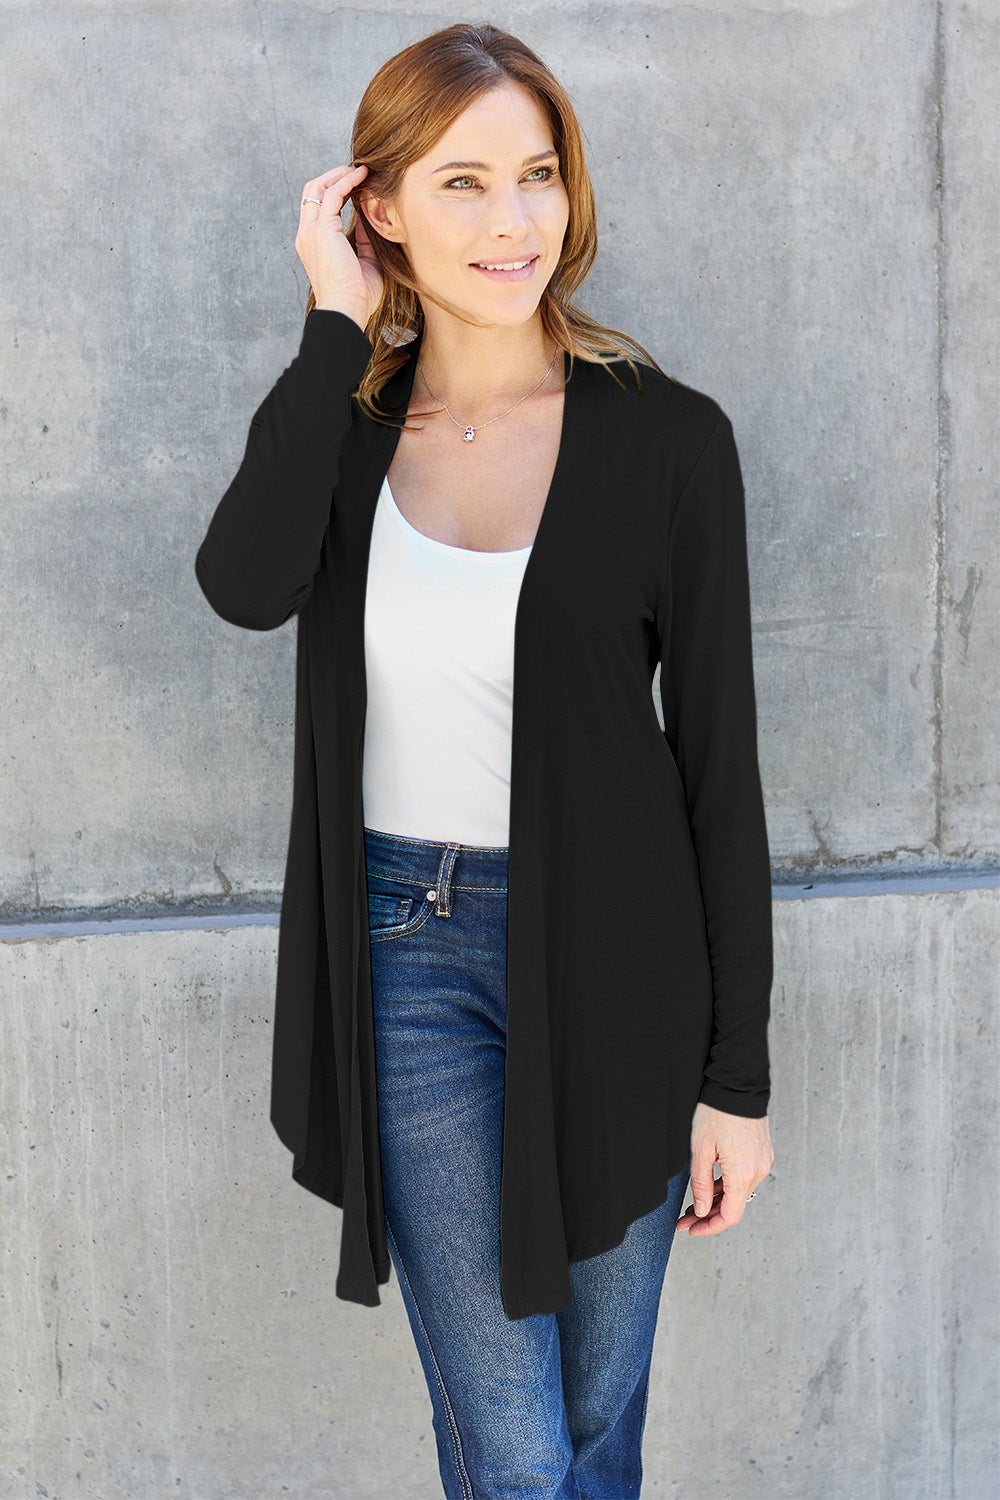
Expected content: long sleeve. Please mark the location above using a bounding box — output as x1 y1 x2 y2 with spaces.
654 410 773 1117
195 308 374 630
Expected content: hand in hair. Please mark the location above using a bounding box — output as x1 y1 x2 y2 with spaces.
295 163 383 332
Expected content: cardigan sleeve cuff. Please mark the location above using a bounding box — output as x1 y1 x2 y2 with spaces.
696 1078 770 1119
300 305 375 377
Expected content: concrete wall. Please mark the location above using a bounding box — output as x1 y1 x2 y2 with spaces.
2 1 997 1495
2 0 996 913
2 888 996 1497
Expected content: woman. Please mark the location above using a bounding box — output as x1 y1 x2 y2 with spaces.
196 21 775 1499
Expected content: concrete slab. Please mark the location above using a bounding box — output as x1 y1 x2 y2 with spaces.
2 886 996 1496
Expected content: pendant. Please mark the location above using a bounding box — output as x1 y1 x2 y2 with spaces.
463 426 476 442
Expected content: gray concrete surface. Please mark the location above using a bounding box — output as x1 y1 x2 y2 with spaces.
2 0 998 1496
0 0 996 917
2 888 996 1498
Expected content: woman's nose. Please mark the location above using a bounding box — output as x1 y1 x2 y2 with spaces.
486 183 532 235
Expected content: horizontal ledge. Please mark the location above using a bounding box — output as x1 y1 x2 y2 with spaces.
0 910 282 942
771 868 999 900
0 868 996 941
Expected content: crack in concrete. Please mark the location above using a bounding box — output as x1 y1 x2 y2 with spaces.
930 0 951 856
252 1 294 215
948 563 984 664
212 855 233 897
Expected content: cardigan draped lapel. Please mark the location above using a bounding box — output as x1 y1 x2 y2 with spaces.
306 331 594 1315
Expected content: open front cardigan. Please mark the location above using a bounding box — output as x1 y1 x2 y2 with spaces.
195 307 773 1322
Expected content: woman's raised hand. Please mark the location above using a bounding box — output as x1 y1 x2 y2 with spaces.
294 164 383 332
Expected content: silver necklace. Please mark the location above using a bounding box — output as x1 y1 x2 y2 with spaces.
417 346 560 442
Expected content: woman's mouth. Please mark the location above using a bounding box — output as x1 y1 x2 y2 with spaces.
470 255 539 282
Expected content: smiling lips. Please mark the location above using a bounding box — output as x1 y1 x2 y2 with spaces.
471 255 539 281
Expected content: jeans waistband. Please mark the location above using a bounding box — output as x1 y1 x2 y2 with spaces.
363 826 508 916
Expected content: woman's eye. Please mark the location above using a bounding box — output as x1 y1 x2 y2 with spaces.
444 166 557 191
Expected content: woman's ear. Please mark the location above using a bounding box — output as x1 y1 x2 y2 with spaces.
359 190 403 245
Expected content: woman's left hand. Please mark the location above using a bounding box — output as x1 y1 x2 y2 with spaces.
675 1101 774 1235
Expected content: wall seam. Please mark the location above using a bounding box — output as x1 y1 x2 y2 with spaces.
1 872 998 943
931 0 951 858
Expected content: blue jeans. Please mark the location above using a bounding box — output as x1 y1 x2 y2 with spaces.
364 826 692 1500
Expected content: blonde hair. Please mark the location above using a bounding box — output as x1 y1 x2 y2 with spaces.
306 22 670 425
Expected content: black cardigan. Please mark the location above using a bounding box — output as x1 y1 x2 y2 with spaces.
195 307 773 1321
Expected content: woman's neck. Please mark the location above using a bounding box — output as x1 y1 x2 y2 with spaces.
413 310 559 419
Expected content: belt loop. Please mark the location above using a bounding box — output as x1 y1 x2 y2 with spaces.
433 843 462 917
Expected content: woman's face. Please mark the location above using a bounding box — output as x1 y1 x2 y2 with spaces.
364 82 571 328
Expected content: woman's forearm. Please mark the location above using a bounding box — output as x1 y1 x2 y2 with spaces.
195 308 373 630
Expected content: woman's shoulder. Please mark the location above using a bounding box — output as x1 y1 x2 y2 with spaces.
587 349 727 441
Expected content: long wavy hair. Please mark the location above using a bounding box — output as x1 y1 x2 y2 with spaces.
304 23 670 425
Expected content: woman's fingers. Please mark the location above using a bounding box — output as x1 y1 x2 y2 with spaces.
299 163 367 220
675 1173 723 1231
688 1153 721 1218
294 163 378 322
676 1171 769 1235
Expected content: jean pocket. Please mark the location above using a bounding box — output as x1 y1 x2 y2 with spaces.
366 877 435 943
368 892 414 933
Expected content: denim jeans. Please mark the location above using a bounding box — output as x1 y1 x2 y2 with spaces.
364 825 691 1500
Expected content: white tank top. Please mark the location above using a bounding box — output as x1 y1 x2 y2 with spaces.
362 475 533 847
